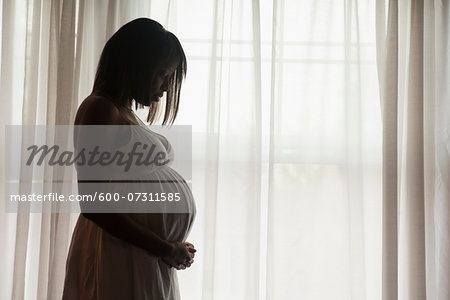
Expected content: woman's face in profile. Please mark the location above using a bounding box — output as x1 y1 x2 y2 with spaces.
149 59 180 103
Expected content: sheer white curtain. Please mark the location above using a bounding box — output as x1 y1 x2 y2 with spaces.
0 0 447 300
179 0 382 299
1 1 81 299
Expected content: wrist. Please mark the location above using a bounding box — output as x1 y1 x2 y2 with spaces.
160 240 174 257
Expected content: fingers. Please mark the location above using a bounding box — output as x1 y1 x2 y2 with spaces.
163 241 197 270
163 257 194 270
173 257 194 270
161 257 175 269
185 242 197 261
185 242 196 264
178 262 193 270
185 242 196 252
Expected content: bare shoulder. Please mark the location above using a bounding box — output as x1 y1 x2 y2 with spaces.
75 94 123 125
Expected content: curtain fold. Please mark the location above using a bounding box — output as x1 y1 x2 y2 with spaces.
430 1 450 299
1 0 81 299
377 0 399 296
377 0 450 299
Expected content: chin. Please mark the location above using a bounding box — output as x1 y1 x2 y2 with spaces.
134 97 151 107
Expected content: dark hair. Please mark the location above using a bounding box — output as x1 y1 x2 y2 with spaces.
92 18 187 125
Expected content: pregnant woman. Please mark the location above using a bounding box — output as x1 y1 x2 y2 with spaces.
62 18 196 300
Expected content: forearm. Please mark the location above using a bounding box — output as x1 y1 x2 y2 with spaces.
82 213 173 257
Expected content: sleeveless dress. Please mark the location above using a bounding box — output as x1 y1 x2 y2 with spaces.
62 123 196 300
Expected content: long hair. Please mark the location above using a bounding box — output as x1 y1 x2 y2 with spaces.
92 18 187 125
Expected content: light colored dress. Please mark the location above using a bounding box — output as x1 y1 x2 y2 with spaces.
62 124 196 300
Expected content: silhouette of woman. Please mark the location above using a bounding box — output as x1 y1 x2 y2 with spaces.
62 18 196 300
